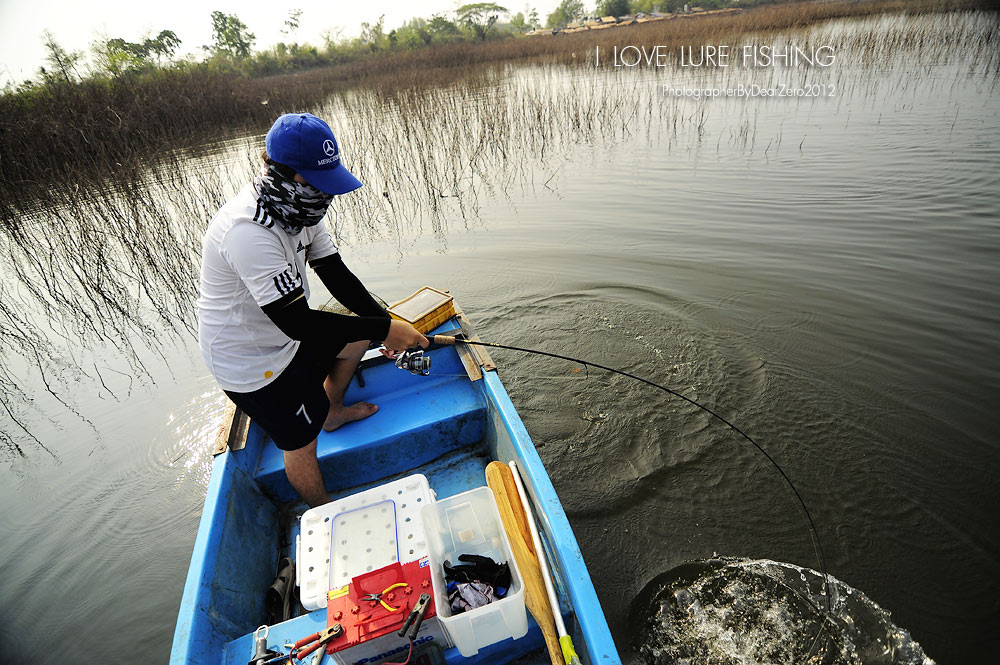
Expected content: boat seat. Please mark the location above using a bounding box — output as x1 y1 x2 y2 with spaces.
254 346 488 502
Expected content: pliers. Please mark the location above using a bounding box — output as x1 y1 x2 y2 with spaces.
359 582 409 612
291 624 343 664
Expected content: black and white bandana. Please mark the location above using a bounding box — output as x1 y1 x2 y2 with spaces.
253 165 333 235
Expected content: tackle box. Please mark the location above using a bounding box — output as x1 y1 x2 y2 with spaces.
388 286 456 334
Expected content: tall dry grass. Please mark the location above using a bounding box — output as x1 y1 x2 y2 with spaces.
1 0 994 216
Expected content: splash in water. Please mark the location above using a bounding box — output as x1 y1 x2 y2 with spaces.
631 558 934 665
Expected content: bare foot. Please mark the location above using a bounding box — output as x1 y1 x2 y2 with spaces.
323 401 379 432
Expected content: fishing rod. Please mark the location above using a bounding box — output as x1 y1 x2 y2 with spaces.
417 334 833 617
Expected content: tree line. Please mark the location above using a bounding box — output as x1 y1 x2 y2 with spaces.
9 1 758 92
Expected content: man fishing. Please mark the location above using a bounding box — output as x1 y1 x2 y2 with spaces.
197 113 427 507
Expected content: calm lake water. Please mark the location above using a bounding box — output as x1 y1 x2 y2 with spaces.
1 11 997 664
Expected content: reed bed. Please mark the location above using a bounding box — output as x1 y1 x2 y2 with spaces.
1 0 994 214
0 6 996 456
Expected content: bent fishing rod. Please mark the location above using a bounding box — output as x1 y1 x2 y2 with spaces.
415 333 833 616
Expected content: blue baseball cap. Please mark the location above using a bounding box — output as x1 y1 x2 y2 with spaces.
265 113 363 195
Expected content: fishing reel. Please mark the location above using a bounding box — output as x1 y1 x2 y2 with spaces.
395 349 431 376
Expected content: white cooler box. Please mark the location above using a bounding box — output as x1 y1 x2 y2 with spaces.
296 474 435 611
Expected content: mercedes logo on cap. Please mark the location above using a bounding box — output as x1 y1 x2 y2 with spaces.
322 139 337 157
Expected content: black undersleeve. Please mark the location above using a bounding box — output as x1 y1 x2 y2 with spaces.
261 288 392 348
310 253 390 320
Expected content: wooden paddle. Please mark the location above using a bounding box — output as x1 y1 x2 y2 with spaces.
486 461 562 665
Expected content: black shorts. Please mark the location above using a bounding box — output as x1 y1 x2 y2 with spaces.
225 340 343 451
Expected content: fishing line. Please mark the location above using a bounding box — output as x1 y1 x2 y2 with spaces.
436 336 833 619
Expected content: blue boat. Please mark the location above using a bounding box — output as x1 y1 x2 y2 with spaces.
170 309 620 665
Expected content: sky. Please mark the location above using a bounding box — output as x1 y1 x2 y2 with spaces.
0 0 566 86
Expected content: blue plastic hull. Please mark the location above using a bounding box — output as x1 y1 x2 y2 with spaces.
170 319 620 664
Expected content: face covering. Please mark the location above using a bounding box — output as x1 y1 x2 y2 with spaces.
253 165 333 235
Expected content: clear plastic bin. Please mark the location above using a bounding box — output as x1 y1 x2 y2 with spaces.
421 486 528 656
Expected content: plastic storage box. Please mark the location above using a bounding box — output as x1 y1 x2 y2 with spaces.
421 486 528 656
